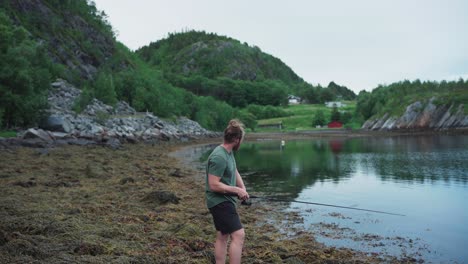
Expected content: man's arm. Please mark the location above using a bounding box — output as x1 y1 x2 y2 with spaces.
235 169 246 191
235 169 249 200
208 173 249 200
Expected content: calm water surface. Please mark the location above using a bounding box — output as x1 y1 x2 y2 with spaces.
235 135 468 263
192 135 468 263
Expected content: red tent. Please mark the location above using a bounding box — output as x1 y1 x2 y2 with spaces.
328 121 343 128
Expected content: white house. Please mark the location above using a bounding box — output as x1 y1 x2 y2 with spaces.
325 101 346 108
288 95 301 105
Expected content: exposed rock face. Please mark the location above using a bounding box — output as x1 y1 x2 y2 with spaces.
8 0 115 80
362 98 468 130
177 40 258 81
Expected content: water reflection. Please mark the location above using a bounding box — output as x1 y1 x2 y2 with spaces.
233 135 468 198
194 135 468 262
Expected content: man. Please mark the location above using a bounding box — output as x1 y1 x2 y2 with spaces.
206 119 249 264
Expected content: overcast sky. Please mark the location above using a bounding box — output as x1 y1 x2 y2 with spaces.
93 0 468 94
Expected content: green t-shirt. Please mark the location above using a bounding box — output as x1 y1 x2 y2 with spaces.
205 145 237 208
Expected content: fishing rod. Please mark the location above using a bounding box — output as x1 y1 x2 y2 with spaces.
240 195 405 216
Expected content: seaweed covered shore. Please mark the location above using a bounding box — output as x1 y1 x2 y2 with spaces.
0 139 416 263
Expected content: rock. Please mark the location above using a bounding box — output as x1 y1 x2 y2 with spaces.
113 101 136 115
23 129 54 143
82 99 113 116
19 138 50 148
48 79 81 113
362 98 468 131
16 78 218 148
103 138 121 149
50 132 69 139
39 115 72 133
65 138 97 146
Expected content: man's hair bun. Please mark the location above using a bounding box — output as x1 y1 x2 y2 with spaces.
224 119 245 143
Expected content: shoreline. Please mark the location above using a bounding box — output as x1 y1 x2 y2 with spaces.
169 136 425 263
0 132 454 262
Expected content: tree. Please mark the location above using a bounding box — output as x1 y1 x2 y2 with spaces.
93 71 117 106
237 111 257 131
0 11 52 128
330 105 341 122
312 110 326 127
319 88 334 102
341 111 353 124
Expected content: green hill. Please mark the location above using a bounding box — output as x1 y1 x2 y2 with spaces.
138 30 303 84
137 30 302 107
136 30 356 108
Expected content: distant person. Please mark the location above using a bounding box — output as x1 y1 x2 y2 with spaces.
205 119 249 264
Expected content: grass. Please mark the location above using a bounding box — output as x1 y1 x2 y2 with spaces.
256 101 357 132
0 130 17 138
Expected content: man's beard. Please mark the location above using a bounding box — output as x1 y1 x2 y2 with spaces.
233 141 241 151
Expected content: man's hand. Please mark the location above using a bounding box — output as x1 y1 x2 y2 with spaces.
237 188 249 201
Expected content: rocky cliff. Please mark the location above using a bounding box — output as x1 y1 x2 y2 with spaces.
3 0 116 80
362 98 468 130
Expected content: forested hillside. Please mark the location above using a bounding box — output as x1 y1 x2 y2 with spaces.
137 30 356 108
0 0 357 131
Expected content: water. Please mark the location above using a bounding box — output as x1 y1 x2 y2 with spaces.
194 135 468 263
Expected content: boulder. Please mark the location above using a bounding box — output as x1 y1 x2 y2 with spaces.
39 115 71 133
23 128 54 143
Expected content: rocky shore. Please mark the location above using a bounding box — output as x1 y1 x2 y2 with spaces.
0 79 219 150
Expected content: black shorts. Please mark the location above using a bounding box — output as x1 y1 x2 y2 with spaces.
209 201 243 235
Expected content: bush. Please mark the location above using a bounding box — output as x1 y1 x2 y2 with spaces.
237 111 257 131
0 11 52 128
246 104 291 119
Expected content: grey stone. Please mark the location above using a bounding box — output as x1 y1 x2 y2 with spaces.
40 115 71 133
362 98 468 131
23 129 54 143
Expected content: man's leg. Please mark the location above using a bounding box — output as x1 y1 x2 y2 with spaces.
214 231 229 264
228 228 245 264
